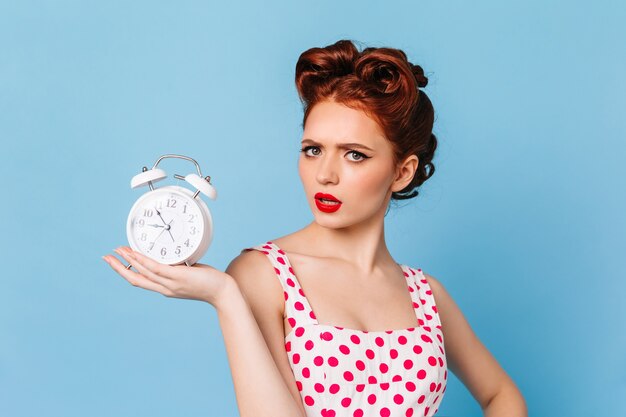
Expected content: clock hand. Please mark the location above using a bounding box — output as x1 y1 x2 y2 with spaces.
153 207 176 242
147 223 164 228
166 218 175 242
153 218 175 245
155 207 168 226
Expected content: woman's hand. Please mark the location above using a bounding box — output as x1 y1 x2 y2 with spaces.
102 246 234 308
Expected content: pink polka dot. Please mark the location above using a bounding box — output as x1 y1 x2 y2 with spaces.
292 353 300 364
438 357 444 367
288 317 296 328
286 278 295 287
283 291 288 300
355 384 365 392
305 340 314 350
350 334 361 344
366 349 375 359
398 335 408 345
406 407 414 417
328 356 339 367
355 360 366 371
341 397 352 407
405 381 416 392
368 375 378 384
367 394 377 405
353 409 364 417
296 380 302 391
314 383 324 393
321 332 333 341
417 369 427 379
294 301 304 311
394 394 404 404
404 359 413 369
310 311 316 319
277 256 286 265
380 407 390 417
417 394 425 404
375 336 385 347
302 367 310 378
304 395 314 406
424 406 430 415
313 356 324 366
295 327 305 337
343 371 354 382
339 345 350 355
380 382 390 390
298 288 305 296
428 356 437 366
429 382 436 392
413 345 423 354
436 382 442 392
392 374 403 382
329 383 340 394
379 363 389 373
390 348 398 359
285 341 291 352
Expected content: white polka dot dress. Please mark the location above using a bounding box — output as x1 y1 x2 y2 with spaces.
242 241 447 417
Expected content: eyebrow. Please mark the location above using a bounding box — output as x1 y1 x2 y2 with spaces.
301 139 374 152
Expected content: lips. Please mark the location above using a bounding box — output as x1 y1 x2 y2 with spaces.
315 192 341 203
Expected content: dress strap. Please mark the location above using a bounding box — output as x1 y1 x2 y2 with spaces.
404 265 445 347
241 241 318 329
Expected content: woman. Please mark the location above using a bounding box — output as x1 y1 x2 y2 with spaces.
103 39 527 417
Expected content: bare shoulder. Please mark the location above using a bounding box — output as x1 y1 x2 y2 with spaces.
225 248 285 318
422 271 519 409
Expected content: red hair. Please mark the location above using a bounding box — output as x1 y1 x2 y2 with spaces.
295 40 437 201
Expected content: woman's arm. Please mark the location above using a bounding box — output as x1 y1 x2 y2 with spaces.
103 247 305 417
215 276 306 417
424 273 528 416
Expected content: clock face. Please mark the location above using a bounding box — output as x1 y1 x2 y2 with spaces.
128 189 205 263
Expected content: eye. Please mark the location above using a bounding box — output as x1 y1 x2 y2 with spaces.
347 150 367 162
300 146 320 157
300 146 370 163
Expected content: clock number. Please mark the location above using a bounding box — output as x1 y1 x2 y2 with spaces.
143 209 153 217
148 242 155 250
183 205 187 214
140 233 147 241
190 226 196 235
156 201 163 210
160 247 167 256
188 214 196 222
166 199 177 208
137 219 145 227
175 246 181 255
184 239 190 247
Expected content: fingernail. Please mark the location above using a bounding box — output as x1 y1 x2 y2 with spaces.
102 256 111 264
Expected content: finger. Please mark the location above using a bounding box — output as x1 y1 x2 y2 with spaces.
119 247 188 282
103 254 172 296
114 248 171 288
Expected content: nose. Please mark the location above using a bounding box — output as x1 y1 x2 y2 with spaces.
316 155 339 184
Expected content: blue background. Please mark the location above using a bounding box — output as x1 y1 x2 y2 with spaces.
1 1 624 416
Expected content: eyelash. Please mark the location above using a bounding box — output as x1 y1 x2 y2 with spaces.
299 146 370 163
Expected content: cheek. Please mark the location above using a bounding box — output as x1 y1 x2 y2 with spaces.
346 166 392 197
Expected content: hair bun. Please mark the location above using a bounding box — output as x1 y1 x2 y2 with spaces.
410 64 428 88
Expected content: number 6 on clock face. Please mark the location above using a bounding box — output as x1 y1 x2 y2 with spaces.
126 185 214 266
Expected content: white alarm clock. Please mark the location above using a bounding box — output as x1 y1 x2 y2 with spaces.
126 154 217 266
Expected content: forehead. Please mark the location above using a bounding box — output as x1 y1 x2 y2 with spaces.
303 101 387 147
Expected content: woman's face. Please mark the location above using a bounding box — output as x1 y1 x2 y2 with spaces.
298 100 402 228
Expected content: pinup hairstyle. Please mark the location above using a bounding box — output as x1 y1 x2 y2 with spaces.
295 39 437 201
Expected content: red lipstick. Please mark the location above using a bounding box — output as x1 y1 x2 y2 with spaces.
315 192 342 213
